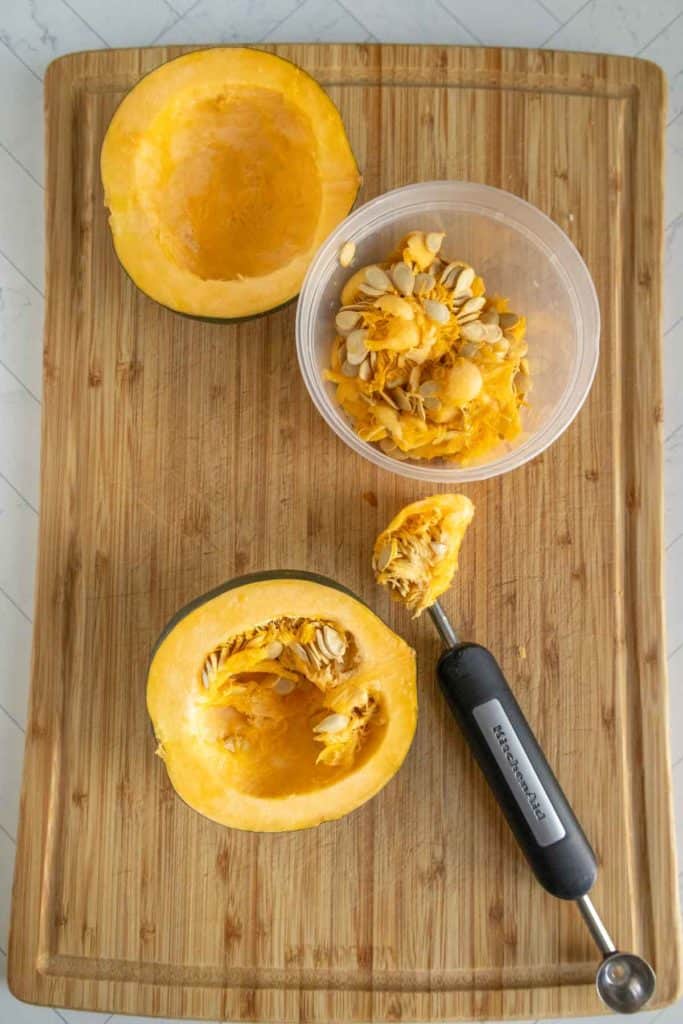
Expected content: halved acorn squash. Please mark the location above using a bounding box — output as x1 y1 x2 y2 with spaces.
147 572 417 831
101 48 360 320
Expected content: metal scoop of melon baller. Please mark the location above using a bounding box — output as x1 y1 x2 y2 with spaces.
428 599 656 1015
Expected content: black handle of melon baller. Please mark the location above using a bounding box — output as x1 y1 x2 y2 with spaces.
430 603 597 900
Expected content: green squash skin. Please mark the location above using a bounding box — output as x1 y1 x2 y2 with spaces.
151 570 370 659
101 45 361 325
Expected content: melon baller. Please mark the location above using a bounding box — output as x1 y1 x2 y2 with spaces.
428 598 656 1015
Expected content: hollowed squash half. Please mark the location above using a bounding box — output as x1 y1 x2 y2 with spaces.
101 48 360 320
147 572 417 831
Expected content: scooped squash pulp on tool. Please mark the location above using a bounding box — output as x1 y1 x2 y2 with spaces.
100 48 360 320
147 572 417 831
373 494 474 616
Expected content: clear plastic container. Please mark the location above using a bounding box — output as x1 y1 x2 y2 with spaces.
296 181 600 483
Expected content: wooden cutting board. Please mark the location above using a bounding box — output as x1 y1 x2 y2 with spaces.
8 44 680 1021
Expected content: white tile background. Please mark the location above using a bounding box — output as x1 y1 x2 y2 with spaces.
0 0 681 1022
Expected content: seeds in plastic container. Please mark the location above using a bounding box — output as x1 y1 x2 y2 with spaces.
324 231 530 465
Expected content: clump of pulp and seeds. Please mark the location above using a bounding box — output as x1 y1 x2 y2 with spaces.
200 617 379 767
325 231 529 465
373 494 475 616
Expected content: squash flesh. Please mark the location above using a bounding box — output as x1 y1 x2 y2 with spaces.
148 88 323 281
147 577 416 831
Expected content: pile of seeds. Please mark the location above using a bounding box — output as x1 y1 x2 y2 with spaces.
201 617 355 693
325 231 530 465
200 617 378 766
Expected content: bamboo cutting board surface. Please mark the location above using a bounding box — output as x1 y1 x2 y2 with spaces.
8 44 680 1021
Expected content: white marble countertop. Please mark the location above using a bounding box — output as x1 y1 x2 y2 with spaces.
0 1 681 1023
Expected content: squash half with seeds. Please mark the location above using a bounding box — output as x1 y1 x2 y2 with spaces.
101 47 360 320
147 572 416 831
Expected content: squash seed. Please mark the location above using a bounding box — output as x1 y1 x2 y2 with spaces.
418 379 439 397
481 308 500 325
289 642 309 663
358 358 372 381
346 328 369 364
453 266 475 294
426 231 445 254
461 321 486 342
339 241 356 267
458 296 486 318
365 265 393 291
313 643 331 667
393 386 412 411
267 641 284 659
440 261 460 286
423 396 441 411
414 272 435 296
379 437 397 454
342 359 359 377
391 262 415 296
409 365 421 391
376 541 395 571
431 541 448 557
313 627 329 658
335 309 361 334
483 323 503 343
313 713 349 734
459 341 481 358
273 677 295 695
423 299 450 324
359 283 387 298
457 312 482 325
500 312 519 329
323 625 346 659
289 642 311 665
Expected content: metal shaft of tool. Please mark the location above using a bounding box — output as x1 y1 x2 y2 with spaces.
576 893 617 957
428 600 459 648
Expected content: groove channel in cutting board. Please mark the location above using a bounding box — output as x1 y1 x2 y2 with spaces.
8 44 680 1021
